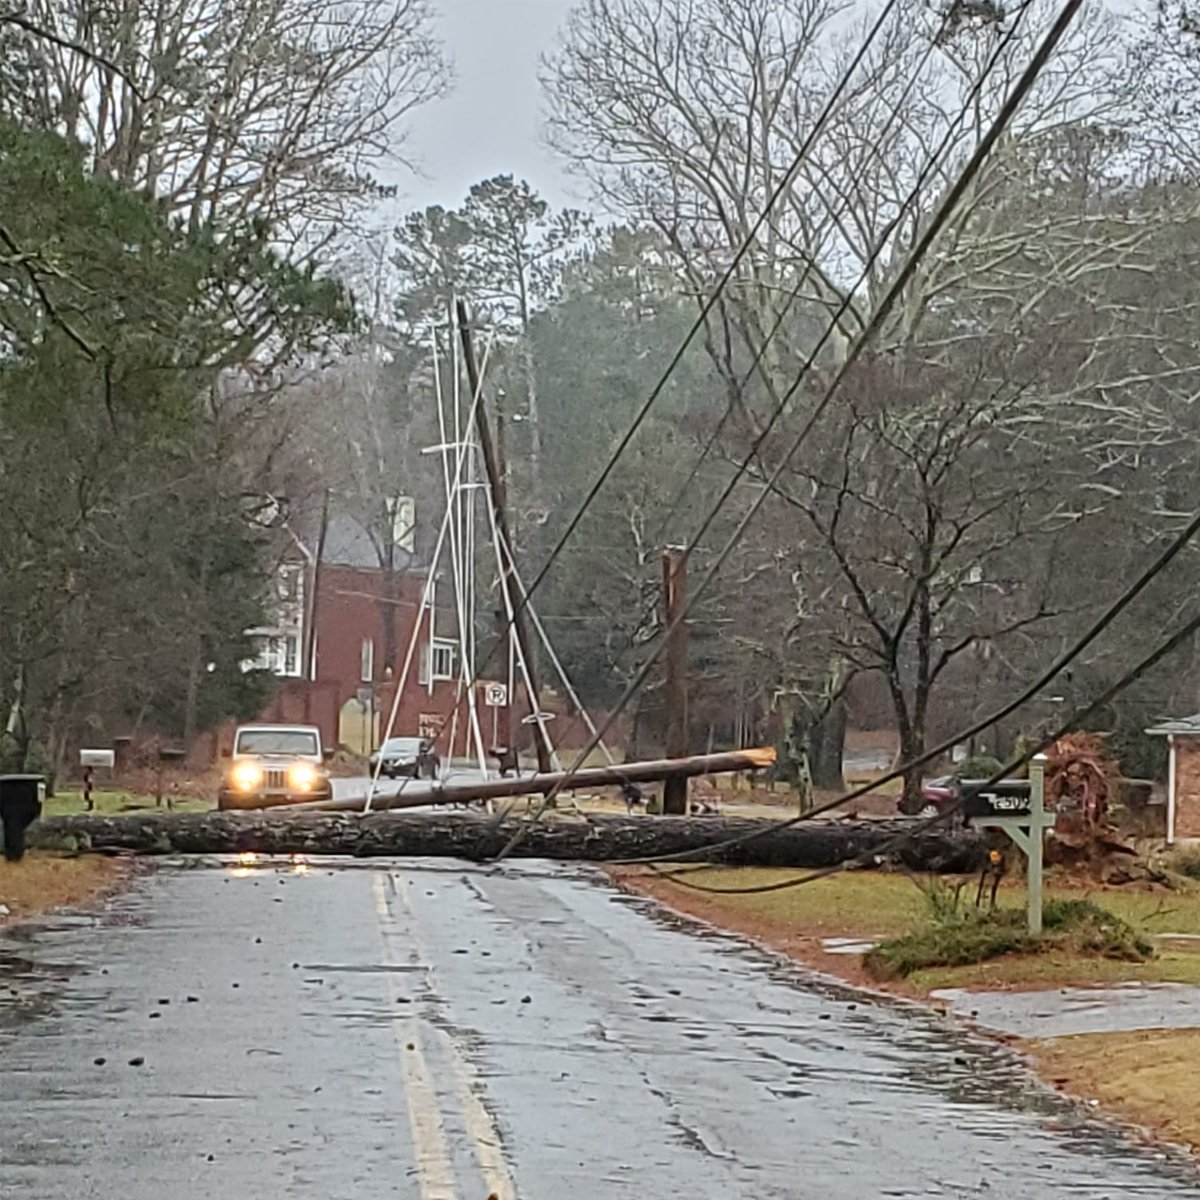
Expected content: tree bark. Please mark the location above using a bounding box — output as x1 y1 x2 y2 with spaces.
808 697 846 791
182 554 210 748
33 811 984 872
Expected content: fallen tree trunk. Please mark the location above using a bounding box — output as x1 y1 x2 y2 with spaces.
290 747 778 813
32 811 984 872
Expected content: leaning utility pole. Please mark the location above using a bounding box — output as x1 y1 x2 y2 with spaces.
661 546 689 815
494 403 516 755
304 488 330 685
456 300 553 774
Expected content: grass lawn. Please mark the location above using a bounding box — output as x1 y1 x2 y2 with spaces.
616 865 1200 994
1029 1029 1200 1151
0 852 125 924
44 789 213 817
638 867 928 938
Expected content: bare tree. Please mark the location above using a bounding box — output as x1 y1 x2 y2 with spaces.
3 0 448 252
540 0 1192 790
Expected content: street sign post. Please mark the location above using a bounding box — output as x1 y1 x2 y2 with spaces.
484 682 508 707
962 755 1054 935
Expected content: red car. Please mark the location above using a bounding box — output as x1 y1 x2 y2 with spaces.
898 776 959 819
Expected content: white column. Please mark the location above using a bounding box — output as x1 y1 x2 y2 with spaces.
1168 733 1177 845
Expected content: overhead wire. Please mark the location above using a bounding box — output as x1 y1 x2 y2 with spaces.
652 1 967 544
420 0 1026 792
611 504 1200 865
650 603 1200 895
492 0 910 633
382 2 909 786
492 0 1080 861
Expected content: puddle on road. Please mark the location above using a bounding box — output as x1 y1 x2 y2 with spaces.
0 929 93 1031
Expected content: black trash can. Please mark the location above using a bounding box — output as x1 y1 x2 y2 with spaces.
0 774 45 862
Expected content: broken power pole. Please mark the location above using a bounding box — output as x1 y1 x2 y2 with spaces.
661 545 689 815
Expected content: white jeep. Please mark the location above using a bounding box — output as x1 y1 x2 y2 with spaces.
218 724 334 809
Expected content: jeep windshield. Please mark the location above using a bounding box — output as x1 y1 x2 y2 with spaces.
235 730 318 756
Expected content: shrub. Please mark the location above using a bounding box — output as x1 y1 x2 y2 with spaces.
1167 846 1200 881
863 884 1151 979
957 754 1005 781
1042 898 1153 960
864 911 1030 979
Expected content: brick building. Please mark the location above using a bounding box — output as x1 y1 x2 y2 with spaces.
1147 713 1200 842
246 509 512 757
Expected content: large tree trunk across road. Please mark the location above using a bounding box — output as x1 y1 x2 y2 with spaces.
33 811 984 872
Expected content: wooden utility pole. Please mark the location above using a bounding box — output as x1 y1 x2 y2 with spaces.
304 488 330 684
456 300 552 774
661 546 689 815
494 404 515 753
298 747 775 812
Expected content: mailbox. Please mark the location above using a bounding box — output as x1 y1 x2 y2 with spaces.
80 748 116 769
961 778 1033 820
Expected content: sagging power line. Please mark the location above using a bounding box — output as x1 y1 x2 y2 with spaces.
491 0 1084 861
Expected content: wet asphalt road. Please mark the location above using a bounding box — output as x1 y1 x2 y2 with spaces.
2 860 1199 1199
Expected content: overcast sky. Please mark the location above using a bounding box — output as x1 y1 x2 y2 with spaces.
394 0 583 215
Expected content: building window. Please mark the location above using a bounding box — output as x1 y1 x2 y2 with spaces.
429 638 455 682
241 630 302 678
386 495 415 553
282 634 299 677
361 637 375 683
277 563 302 603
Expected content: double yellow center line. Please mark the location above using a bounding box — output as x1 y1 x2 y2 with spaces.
374 873 516 1200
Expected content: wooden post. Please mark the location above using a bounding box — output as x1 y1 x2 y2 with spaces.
495 404 514 755
661 546 689 815
1027 754 1046 936
298 747 776 811
304 488 330 690
456 300 552 774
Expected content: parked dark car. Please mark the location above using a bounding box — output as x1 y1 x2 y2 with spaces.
370 737 440 781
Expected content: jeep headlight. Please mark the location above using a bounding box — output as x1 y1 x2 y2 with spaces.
231 762 263 792
289 763 318 791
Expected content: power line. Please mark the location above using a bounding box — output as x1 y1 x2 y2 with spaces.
400 0 908 774
653 602 1200 896
652 0 968 544
493 0 1079 861
508 0 907 621
616 504 1200 866
439 1 1031 787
